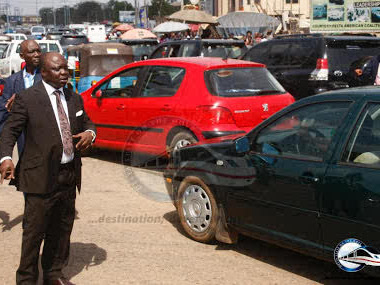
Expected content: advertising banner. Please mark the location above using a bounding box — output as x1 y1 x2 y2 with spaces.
310 0 380 32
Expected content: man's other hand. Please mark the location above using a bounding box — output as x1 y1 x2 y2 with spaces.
5 94 16 112
73 131 93 151
0 159 15 184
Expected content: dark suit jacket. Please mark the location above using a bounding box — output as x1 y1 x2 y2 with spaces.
0 81 96 194
0 69 42 154
0 69 42 130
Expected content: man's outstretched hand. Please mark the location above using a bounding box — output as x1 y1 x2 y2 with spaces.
0 159 15 184
73 131 93 151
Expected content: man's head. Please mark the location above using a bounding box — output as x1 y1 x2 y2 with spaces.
40 52 69 89
19 40 41 69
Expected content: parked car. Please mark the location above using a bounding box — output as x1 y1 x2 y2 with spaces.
0 41 10 58
60 33 89 54
46 31 64 41
5 33 27 41
67 42 134 93
119 39 158 61
149 39 246 60
81 57 294 155
165 87 380 275
85 24 107 43
30 25 46 39
0 40 63 78
0 35 12 42
242 34 380 100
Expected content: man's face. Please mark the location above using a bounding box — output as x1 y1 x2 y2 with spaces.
20 41 41 68
41 53 69 89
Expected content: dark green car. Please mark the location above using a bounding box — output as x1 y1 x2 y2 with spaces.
165 86 380 273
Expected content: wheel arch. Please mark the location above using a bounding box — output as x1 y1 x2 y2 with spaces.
166 126 199 147
176 174 238 244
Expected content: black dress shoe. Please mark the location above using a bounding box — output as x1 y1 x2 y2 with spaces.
44 277 75 285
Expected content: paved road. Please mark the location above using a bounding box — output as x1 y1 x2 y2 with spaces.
0 150 377 284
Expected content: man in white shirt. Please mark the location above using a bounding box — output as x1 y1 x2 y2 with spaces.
0 52 96 285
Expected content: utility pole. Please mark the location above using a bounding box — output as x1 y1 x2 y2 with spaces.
36 0 39 24
135 0 138 26
52 0 56 27
6 0 10 32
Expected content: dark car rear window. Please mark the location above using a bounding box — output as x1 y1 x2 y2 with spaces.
326 39 380 71
205 67 285 97
60 36 89 46
201 43 244 59
243 39 320 67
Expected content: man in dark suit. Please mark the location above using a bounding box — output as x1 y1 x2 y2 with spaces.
0 52 96 285
0 40 42 154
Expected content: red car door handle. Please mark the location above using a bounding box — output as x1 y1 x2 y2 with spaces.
116 104 125 110
161 104 171 111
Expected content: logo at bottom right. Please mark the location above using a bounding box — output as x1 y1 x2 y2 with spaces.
334 238 380 272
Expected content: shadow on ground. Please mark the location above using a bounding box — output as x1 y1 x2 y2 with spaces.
0 210 23 232
164 210 379 284
37 242 107 284
88 148 168 172
64 242 107 280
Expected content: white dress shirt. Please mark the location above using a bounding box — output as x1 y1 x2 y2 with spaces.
43 80 74 164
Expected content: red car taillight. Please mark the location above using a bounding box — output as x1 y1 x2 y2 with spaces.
316 58 328 70
196 105 235 125
310 58 328 81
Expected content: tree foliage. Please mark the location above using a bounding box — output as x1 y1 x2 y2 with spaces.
39 0 134 25
148 0 180 18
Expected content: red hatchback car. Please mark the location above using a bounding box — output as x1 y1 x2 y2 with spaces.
81 57 295 155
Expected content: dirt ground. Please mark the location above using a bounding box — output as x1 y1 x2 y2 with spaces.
0 150 377 284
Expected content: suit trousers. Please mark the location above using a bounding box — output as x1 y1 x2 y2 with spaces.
16 163 76 285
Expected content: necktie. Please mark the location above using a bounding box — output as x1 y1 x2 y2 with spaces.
53 90 73 156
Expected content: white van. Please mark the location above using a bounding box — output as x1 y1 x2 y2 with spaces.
86 25 106 43
7 33 28 41
31 26 46 39
0 40 63 78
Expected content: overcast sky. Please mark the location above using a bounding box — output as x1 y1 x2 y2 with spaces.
2 0 141 16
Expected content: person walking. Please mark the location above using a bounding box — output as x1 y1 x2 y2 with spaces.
0 52 96 285
0 40 42 155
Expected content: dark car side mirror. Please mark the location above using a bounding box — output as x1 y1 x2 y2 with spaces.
235 137 250 154
95 89 102 98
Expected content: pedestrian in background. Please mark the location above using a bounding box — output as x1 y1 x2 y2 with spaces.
0 40 42 155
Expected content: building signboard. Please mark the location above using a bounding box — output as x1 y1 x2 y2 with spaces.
310 0 380 32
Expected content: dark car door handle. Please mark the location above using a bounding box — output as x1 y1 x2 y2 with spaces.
299 175 319 184
161 104 171 111
368 198 380 203
116 104 125 110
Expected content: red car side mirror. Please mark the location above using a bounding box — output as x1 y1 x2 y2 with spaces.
95 89 102 98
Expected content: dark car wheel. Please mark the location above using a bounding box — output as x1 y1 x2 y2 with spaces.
177 176 218 243
169 131 197 153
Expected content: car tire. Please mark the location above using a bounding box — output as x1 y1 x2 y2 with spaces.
168 131 197 153
177 176 218 243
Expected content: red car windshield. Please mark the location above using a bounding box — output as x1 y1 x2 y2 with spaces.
205 67 286 97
